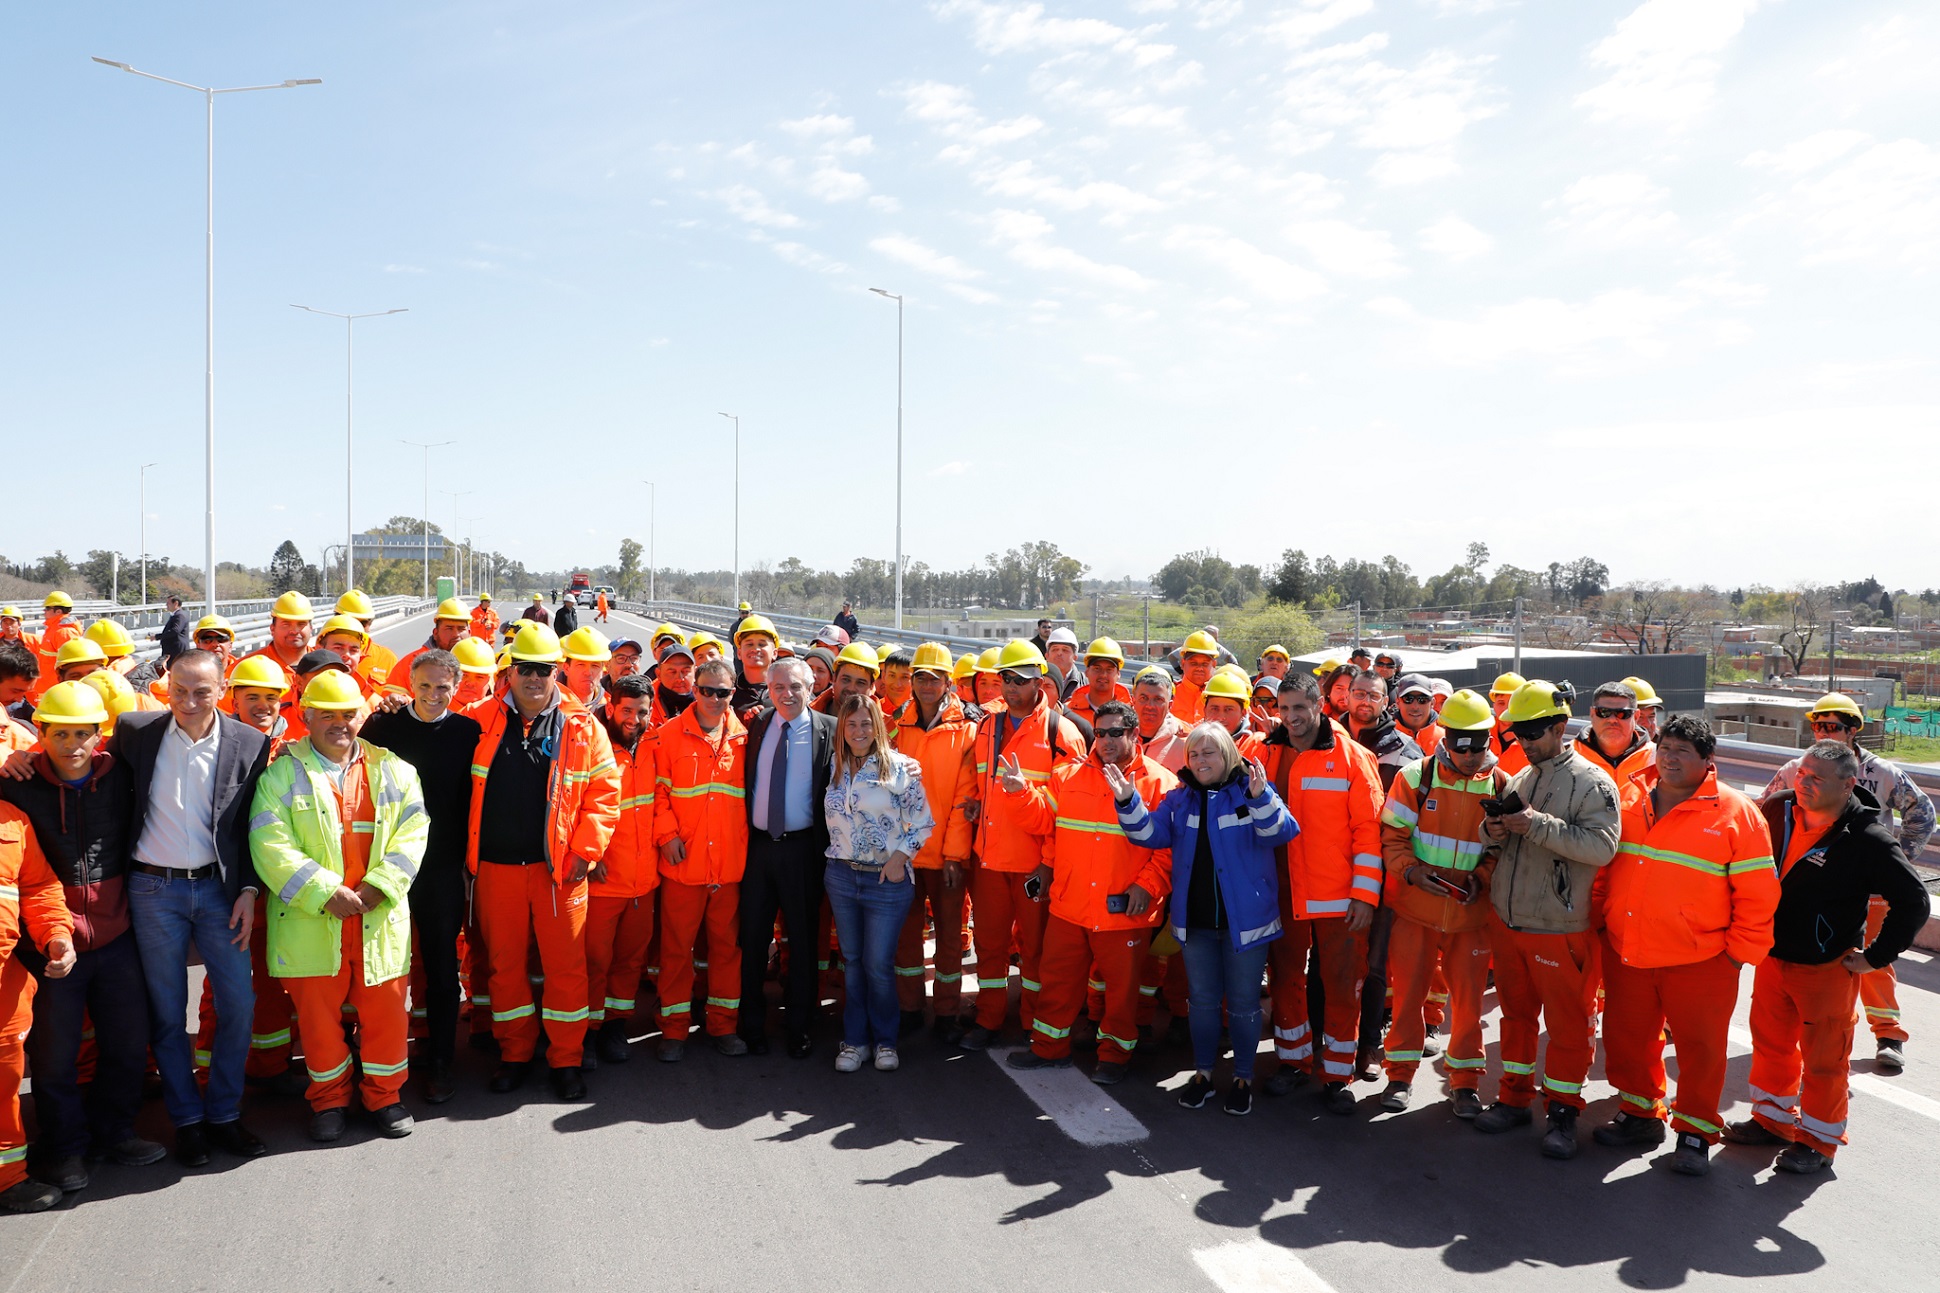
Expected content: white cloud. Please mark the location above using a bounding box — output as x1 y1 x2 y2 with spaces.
972 159 1162 223
805 164 871 201
871 234 986 282
1550 172 1680 246
1368 288 1731 371
933 1 1136 55
715 184 802 228
1417 214 1493 260
1283 219 1404 277
988 209 1152 291
1165 225 1328 301
769 241 847 273
382 263 426 274
1744 129 1870 177
1576 0 1764 127
929 460 972 477
1749 134 1940 271
1264 0 1374 49
780 114 855 138
1279 43 1502 183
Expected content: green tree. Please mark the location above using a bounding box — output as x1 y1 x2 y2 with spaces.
269 540 306 592
616 538 644 599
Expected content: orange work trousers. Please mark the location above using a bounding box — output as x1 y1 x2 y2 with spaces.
970 869 1049 1033
1859 897 1905 1042
283 921 410 1113
1135 950 1190 1027
466 914 495 1041
1600 940 1741 1142
1383 917 1489 1089
194 893 299 1078
1032 916 1149 1063
1748 957 1861 1157
1488 911 1598 1110
1268 916 1367 1081
894 866 968 1018
475 862 590 1067
1425 960 1451 1030
0 956 36 1192
587 892 656 1028
657 880 741 1040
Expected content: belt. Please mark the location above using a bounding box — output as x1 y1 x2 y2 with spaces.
134 862 219 881
831 858 886 873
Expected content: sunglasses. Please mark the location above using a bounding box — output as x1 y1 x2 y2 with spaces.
695 685 734 700
1809 719 1849 732
1399 692 1432 704
1510 719 1561 742
1093 726 1134 740
195 635 232 645
513 662 555 678
999 671 1038 686
1592 706 1635 720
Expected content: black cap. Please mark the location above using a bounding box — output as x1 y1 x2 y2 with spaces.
1396 673 1433 700
658 644 694 663
294 649 349 676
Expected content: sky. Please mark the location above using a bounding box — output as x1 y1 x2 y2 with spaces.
4 1 1936 594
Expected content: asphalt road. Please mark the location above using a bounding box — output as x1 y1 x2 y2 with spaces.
5 604 1937 1292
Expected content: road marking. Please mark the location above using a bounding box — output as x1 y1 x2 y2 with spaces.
1193 1239 1338 1293
988 1047 1149 1146
1727 1025 1940 1124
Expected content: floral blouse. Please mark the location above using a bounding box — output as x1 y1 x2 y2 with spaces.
824 753 935 870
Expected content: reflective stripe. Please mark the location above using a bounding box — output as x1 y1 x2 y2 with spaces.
1385 1049 1424 1063
1055 815 1125 837
1671 1111 1722 1136
1352 852 1381 873
935 972 962 983
307 1055 353 1083
977 977 1009 990
1728 856 1776 875
665 783 747 799
604 997 636 1012
1276 1043 1314 1060
1087 978 1108 992
493 1003 537 1022
1235 916 1282 947
1798 1111 1848 1140
1252 804 1292 836
1138 985 1157 997
660 1001 692 1015
0 885 18 902
894 965 926 977
542 1007 590 1023
1305 899 1350 915
1019 978 1041 993
0 1146 26 1164
1412 830 1486 871
1322 1058 1354 1076
590 1008 607 1022
1098 1030 1136 1052
1300 777 1349 792
704 996 739 1009
1032 1018 1071 1040
1616 841 1726 877
1215 812 1247 831
250 1030 292 1048
361 1057 410 1077
381 850 419 881
1382 798 1421 828
279 860 322 905
1350 875 1382 899
1865 1006 1901 1020
1274 1023 1311 1042
470 763 492 778
248 810 279 833
1543 1076 1583 1095
1501 1061 1536 1076
1619 1090 1658 1111
351 821 378 834
1443 1056 1485 1069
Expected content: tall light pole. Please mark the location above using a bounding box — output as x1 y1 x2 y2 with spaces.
642 480 656 605
438 490 471 593
398 438 453 599
93 58 322 615
869 288 905 629
292 305 407 591
462 517 484 596
138 461 159 605
716 413 739 606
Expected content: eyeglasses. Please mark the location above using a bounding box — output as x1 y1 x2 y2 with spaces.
1093 726 1134 740
513 662 555 678
999 671 1038 686
695 685 734 700
1592 707 1635 720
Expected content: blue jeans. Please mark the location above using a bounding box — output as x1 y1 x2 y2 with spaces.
127 872 255 1127
1180 929 1271 1081
26 931 151 1157
824 861 914 1050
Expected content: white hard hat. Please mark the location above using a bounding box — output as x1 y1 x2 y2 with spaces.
1047 627 1079 648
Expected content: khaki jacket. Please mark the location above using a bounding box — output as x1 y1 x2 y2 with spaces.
1487 746 1620 934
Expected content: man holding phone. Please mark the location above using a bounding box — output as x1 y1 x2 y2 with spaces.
1001 701 1176 1084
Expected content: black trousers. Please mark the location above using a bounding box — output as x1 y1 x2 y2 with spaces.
26 931 149 1158
738 832 825 1040
413 859 468 1067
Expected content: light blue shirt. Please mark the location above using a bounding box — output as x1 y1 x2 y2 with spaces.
754 713 815 835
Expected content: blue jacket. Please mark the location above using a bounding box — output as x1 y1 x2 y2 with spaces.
1119 769 1298 951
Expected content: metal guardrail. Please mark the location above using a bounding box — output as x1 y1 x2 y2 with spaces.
80 596 431 662
620 599 1081 660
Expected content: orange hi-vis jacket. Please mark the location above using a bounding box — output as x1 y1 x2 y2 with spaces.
244 641 308 679
1492 721 1529 776
591 722 659 900
1065 681 1132 727
1572 731 1653 787
470 607 500 642
1604 766 1781 970
1011 751 1176 932
464 691 621 886
30 617 81 699
1170 676 1204 724
892 693 978 868
1379 752 1508 933
969 698 1086 873
651 706 748 886
0 800 74 965
1397 719 1441 760
1260 719 1385 918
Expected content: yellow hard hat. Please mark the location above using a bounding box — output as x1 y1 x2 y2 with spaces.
83 619 136 658
478 592 492 603
951 652 978 681
739 601 752 612
316 615 369 646
1311 657 1343 677
453 637 498 675
532 593 544 602
835 642 882 677
1503 680 1572 724
1437 689 1495 731
733 613 778 644
1621 676 1664 709
687 630 725 656
1213 662 1250 684
193 614 236 642
0 606 20 621
56 638 108 669
561 627 612 662
1489 670 1527 697
1201 671 1251 704
300 670 366 712
434 598 470 623
995 639 1047 675
1084 636 1125 665
495 646 513 671
974 647 1001 675
1180 630 1219 657
911 642 955 675
509 622 564 664
1808 692 1864 722
77 669 138 721
227 655 289 695
34 680 110 726
271 591 314 621
335 590 376 619
43 591 74 611
1260 644 1290 661
651 622 685 648
1133 664 1173 688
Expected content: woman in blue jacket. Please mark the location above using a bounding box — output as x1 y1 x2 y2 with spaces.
1109 721 1298 1116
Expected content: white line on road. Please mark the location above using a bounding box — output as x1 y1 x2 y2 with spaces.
1727 1025 1940 1124
1192 1239 1339 1293
987 1047 1150 1147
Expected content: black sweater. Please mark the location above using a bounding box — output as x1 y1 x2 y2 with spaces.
360 706 482 878
1759 789 1931 968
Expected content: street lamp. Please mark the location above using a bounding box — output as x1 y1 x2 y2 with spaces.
462 517 484 596
93 57 322 615
398 438 453 599
642 480 656 606
137 461 159 605
438 489 472 596
869 288 905 630
292 305 408 591
716 413 739 607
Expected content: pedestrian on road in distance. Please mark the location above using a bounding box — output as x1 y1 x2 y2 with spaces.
469 593 499 643
731 615 779 721
522 594 550 628
1759 691 1933 1073
1116 722 1295 1114
728 602 751 642
0 794 76 1214
738 658 836 1060
552 593 579 639
1131 667 1189 774
158 595 191 665
1724 740 1930 1174
249 671 429 1143
834 602 861 641
824 693 934 1073
1597 715 1780 1176
595 590 609 623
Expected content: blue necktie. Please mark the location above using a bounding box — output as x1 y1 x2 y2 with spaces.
768 718 789 840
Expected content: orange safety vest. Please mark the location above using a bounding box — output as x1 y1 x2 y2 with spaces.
970 699 1086 873
591 725 659 899
469 607 500 642
0 800 75 963
1260 720 1385 918
650 706 748 886
463 691 621 886
1379 754 1507 933
1022 752 1176 932
1065 681 1132 727
891 693 979 868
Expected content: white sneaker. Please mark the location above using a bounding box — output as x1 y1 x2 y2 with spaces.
874 1046 900 1072
835 1043 866 1073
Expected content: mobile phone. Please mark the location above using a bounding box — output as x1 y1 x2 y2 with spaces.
1423 872 1470 901
1024 874 1044 901
1104 892 1129 914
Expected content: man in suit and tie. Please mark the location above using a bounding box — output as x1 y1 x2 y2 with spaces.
738 656 836 1058
111 649 273 1166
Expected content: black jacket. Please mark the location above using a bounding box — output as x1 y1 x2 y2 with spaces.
1760 788 1931 968
1351 712 1423 792
159 608 191 662
0 752 136 953
359 706 482 883
108 710 271 904
743 708 836 849
553 601 579 636
833 611 860 639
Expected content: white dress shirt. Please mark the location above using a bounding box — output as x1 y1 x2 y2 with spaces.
134 716 221 869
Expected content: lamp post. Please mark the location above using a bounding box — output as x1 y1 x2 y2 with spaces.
716 413 739 606
642 480 656 606
92 57 322 615
398 438 452 599
869 288 905 630
292 305 407 591
462 517 484 596
437 490 471 595
138 461 158 605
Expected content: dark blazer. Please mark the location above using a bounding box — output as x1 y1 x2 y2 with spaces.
744 708 836 849
108 709 272 904
159 608 191 662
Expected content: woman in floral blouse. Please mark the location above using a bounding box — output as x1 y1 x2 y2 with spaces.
824 693 935 1073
